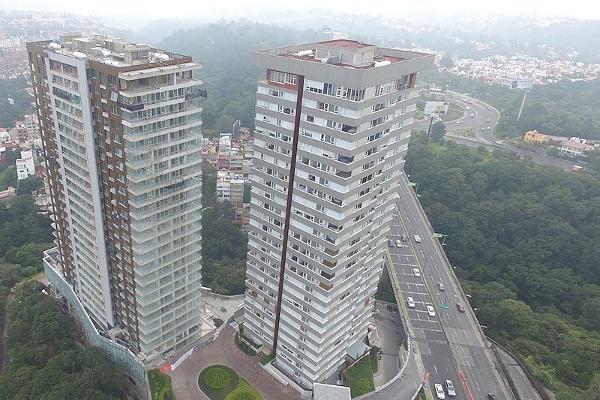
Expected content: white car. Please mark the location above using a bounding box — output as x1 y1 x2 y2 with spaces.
396 239 402 247
413 268 421 277
434 383 446 399
427 305 436 317
455 120 461 124
445 380 456 396
414 235 422 243
407 297 416 308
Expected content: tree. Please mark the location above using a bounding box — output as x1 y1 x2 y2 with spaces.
546 146 560 158
16 176 44 195
588 374 600 400
430 121 447 142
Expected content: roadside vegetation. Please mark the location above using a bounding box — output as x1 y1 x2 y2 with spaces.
419 69 600 140
405 137 600 400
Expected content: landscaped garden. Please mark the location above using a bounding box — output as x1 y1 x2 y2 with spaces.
148 369 176 400
343 356 376 398
198 365 262 400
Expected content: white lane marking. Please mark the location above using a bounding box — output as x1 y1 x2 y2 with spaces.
434 365 438 374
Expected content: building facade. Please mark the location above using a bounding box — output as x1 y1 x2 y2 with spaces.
243 40 433 386
15 149 35 180
28 33 204 362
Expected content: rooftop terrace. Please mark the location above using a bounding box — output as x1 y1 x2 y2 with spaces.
41 33 190 68
256 39 430 70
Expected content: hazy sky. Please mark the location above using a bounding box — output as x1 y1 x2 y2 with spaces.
1 0 600 21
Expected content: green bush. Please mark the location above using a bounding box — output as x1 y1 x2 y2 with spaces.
259 353 275 366
148 369 176 400
204 366 232 389
199 365 262 400
234 333 257 356
228 391 258 400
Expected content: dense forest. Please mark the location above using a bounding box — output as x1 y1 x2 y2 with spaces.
200 162 248 295
405 137 600 400
0 76 33 128
0 282 126 400
159 21 319 134
419 69 600 140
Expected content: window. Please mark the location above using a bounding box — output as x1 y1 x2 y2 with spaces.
270 70 298 85
306 115 315 123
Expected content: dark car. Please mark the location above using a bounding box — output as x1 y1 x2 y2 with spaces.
456 303 466 313
487 394 497 400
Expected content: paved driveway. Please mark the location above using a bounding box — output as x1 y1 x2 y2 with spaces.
169 325 300 400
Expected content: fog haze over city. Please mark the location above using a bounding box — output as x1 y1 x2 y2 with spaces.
1 0 600 22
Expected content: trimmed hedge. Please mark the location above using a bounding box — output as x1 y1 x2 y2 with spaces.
204 366 232 389
199 365 262 400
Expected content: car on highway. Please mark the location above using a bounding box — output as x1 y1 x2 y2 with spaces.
434 383 446 399
486 118 491 122
407 297 416 308
465 106 470 110
455 120 461 124
486 126 491 130
413 268 421 277
445 380 456 396
487 394 497 400
427 305 436 317
414 235 422 243
456 303 466 313
388 239 395 247
395 239 402 247
437 282 445 292
487 107 491 111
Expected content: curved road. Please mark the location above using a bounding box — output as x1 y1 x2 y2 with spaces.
414 91 580 171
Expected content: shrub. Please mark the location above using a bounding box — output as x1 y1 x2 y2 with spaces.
148 369 176 400
204 366 232 389
229 391 258 400
234 333 257 356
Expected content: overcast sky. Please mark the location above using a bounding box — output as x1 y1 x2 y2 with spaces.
1 0 599 21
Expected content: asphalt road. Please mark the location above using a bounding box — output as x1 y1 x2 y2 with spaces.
414 91 581 171
388 175 515 400
387 219 465 399
373 300 403 386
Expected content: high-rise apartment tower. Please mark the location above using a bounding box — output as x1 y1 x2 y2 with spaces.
28 33 204 361
243 40 433 386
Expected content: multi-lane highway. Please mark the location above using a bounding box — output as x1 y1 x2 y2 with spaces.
388 216 466 399
386 174 515 400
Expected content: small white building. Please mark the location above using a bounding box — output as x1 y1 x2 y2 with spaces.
561 137 590 157
16 150 35 180
313 384 351 400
